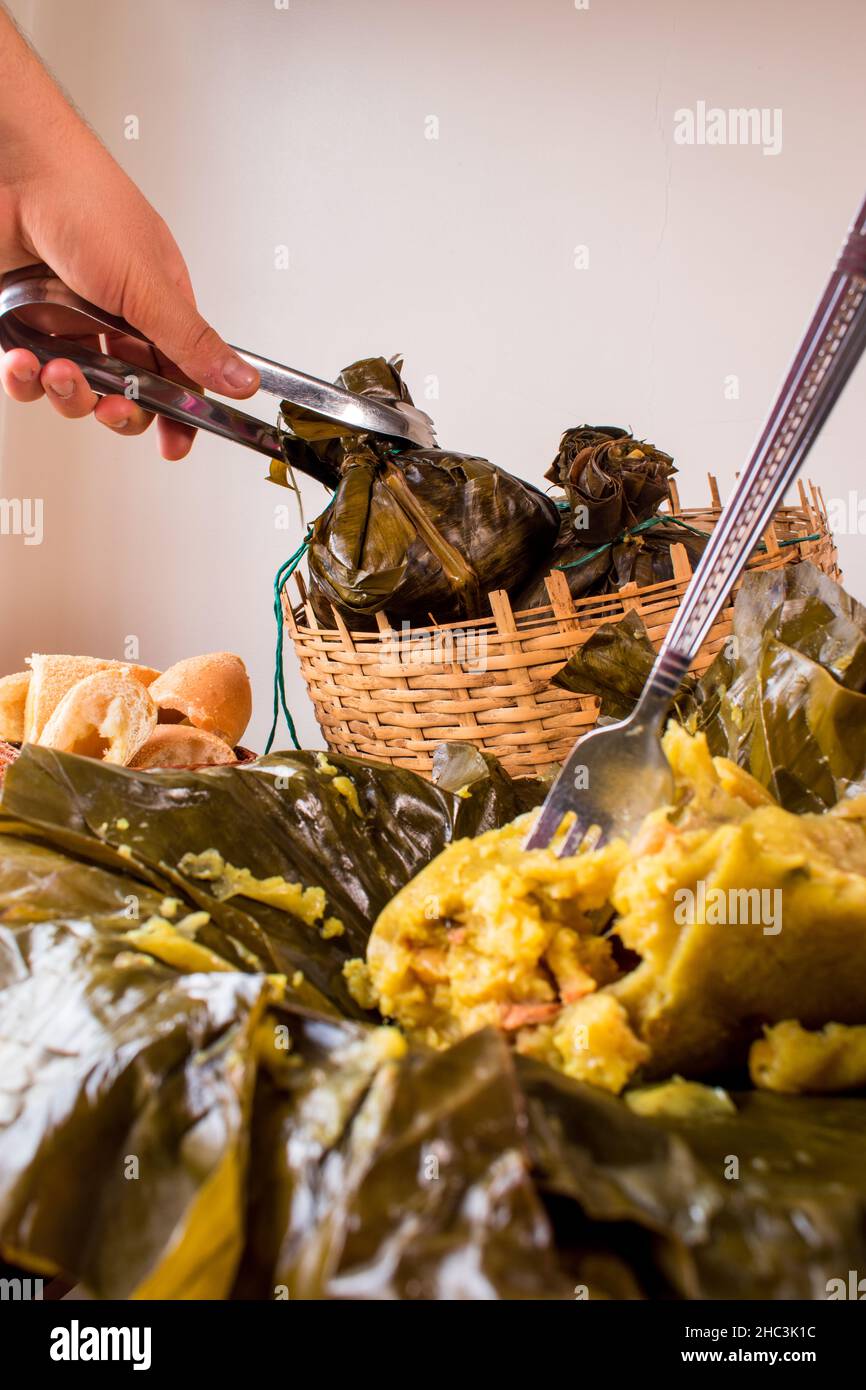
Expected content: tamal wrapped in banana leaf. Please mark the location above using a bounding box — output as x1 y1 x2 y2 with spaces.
5 568 866 1300
274 356 559 629
544 424 674 539
361 722 866 1092
4 716 866 1299
514 424 710 609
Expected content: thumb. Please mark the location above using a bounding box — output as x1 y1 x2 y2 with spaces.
123 272 259 397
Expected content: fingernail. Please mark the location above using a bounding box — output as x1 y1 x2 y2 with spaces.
109 418 128 429
11 363 36 384
49 379 75 399
220 355 258 390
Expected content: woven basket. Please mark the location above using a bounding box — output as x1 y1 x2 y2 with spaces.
284 476 840 778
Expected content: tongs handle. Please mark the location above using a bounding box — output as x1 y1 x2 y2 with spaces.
0 264 435 484
645 193 866 701
0 263 331 472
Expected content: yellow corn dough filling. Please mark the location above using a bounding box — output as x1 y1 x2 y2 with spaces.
178 849 345 940
355 725 866 1093
749 1020 866 1094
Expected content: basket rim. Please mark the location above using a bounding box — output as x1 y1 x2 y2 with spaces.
280 474 838 777
288 488 831 642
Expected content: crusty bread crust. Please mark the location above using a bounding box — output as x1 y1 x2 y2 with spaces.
0 670 31 743
148 652 252 747
25 654 160 743
40 671 157 765
129 724 237 770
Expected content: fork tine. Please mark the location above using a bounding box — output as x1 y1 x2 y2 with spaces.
557 818 606 858
524 742 594 851
556 818 586 858
523 794 571 851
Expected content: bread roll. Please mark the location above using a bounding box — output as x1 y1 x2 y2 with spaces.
25 654 160 743
148 652 251 747
129 725 237 770
0 671 31 743
39 671 157 765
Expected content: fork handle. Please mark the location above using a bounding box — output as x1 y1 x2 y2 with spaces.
645 193 866 706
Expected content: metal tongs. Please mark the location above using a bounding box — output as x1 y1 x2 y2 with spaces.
528 191 866 855
0 263 436 488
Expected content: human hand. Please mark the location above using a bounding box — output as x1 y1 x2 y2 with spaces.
0 10 259 460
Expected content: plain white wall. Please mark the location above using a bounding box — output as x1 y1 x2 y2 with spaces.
1 0 865 750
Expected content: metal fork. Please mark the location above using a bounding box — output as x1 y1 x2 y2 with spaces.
527 191 866 855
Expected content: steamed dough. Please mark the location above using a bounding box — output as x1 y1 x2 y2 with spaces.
353 725 866 1093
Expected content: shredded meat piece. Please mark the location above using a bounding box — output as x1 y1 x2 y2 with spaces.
560 979 596 1004
500 1001 561 1030
629 817 675 857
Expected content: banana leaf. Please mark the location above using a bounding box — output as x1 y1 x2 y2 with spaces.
5 704 866 1299
0 743 544 1018
0 893 273 1297
543 424 629 488
0 817 559 1300
715 638 866 813
551 610 695 721
690 563 866 811
274 354 430 474
608 519 710 588
236 1028 572 1300
511 511 614 609
548 564 866 812
275 356 559 629
430 740 554 809
520 1060 866 1299
514 421 708 609
544 427 675 544
514 514 712 611
4 800 866 1298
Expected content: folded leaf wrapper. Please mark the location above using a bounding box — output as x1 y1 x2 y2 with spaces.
689 562 866 812
275 356 559 629
552 609 695 722
0 742 541 1018
3 737 866 1299
0 834 271 1297
515 425 709 609
521 1062 866 1299
544 425 675 543
548 561 866 815
236 1028 571 1300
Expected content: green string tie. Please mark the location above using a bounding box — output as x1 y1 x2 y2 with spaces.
267 504 821 751
265 496 335 753
264 530 312 753
556 512 820 571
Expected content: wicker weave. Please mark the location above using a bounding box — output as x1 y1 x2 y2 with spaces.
284 477 840 777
